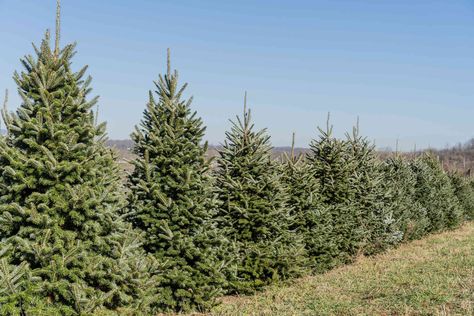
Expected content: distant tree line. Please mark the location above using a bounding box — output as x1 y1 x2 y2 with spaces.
107 136 474 174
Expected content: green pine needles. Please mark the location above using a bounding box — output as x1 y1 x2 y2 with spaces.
214 96 307 294
0 23 158 315
449 170 474 221
127 51 226 312
381 154 429 241
280 134 334 272
412 154 463 232
0 1 473 313
345 123 400 255
307 119 361 267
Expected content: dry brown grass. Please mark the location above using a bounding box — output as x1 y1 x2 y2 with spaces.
209 222 474 316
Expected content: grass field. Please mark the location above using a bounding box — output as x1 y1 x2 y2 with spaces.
207 222 474 316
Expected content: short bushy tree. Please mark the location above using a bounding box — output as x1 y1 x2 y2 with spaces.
449 171 474 221
127 51 226 312
280 134 334 272
0 19 158 314
380 155 429 241
345 124 400 254
412 154 463 232
215 97 306 293
307 120 362 266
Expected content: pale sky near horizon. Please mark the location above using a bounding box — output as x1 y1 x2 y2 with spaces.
0 0 473 150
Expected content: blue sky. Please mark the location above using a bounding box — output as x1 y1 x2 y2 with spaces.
0 0 473 149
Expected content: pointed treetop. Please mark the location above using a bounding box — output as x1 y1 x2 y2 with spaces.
355 116 360 136
350 116 360 139
2 89 8 110
325 112 333 135
167 48 171 77
1 89 8 131
95 104 100 127
243 91 249 140
54 0 61 57
243 91 247 115
291 132 295 160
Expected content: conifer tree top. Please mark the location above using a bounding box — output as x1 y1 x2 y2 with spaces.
0 90 7 133
132 49 207 158
127 50 224 312
55 0 61 57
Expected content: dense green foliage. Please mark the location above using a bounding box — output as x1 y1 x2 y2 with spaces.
412 154 463 232
306 123 362 269
214 102 307 293
1 3 473 313
345 125 400 255
292 120 472 274
0 33 159 314
126 54 226 312
449 171 474 221
280 136 333 272
381 155 429 241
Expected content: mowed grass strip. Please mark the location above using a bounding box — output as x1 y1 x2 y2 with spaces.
209 222 474 316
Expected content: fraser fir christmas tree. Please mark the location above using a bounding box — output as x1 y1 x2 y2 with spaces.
127 51 226 312
0 3 159 314
280 134 334 272
449 171 474 220
345 122 399 254
411 154 463 232
381 154 429 241
307 118 362 265
308 118 355 205
214 95 306 294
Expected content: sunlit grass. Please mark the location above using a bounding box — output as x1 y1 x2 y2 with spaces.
210 222 474 316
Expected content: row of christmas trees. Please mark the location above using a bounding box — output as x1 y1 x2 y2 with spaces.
1 7 473 315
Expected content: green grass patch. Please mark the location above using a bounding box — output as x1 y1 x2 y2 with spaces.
210 222 474 316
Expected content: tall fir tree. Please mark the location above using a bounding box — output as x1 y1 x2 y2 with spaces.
0 3 159 314
280 134 335 272
307 117 362 265
127 51 226 312
345 122 400 254
214 95 307 294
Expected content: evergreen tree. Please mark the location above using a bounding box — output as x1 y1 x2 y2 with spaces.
0 4 158 313
127 51 226 312
380 155 429 241
345 123 400 254
411 154 463 232
307 118 362 265
280 134 334 272
449 171 474 221
215 95 306 294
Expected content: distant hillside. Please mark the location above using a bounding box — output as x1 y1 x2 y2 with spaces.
107 139 134 151
107 138 474 174
431 139 474 174
106 139 310 160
